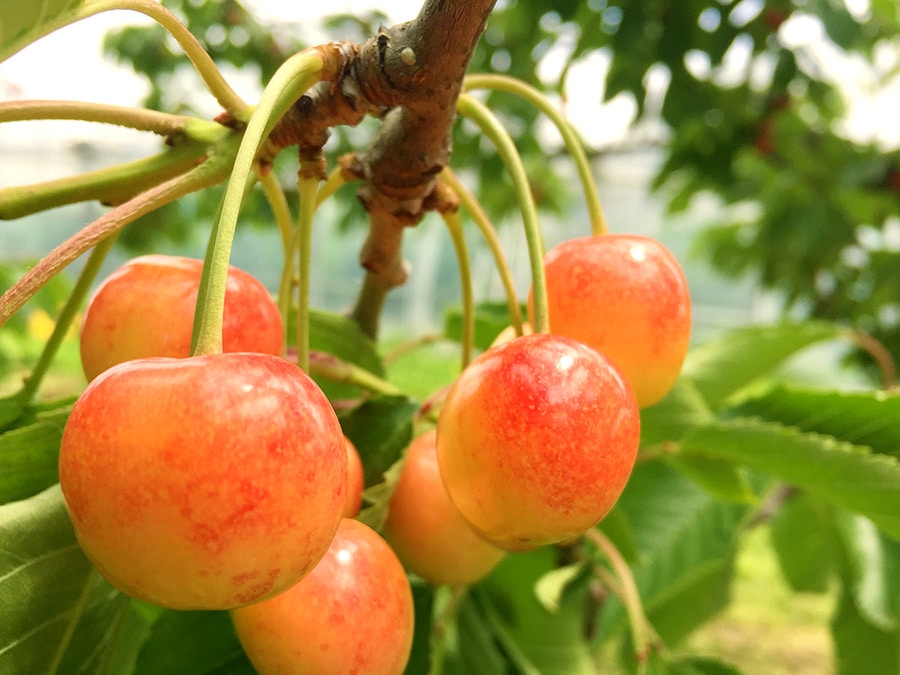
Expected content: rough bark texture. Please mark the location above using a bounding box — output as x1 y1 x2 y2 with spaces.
269 0 497 336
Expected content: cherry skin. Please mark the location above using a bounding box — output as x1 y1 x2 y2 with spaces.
80 255 283 381
231 518 415 675
59 352 346 610
528 234 691 408
343 436 365 518
383 429 505 586
436 333 640 550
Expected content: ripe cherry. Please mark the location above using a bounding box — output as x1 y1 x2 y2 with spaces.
80 255 283 381
59 352 346 610
231 518 415 675
437 333 640 550
529 234 691 408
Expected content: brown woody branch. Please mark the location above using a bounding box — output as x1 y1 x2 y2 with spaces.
269 0 497 336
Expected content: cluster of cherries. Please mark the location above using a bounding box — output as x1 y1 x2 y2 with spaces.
59 233 690 674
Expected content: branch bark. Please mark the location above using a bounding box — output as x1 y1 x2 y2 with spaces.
269 0 497 336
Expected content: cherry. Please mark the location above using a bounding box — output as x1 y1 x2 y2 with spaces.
231 518 415 675
529 234 691 407
436 333 640 550
343 436 365 518
79 255 283 381
383 429 505 585
59 352 346 610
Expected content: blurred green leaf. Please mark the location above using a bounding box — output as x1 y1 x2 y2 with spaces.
834 513 900 631
681 322 844 408
0 404 71 504
734 385 900 457
0 0 86 62
134 610 253 675
681 419 900 540
770 491 836 593
306 308 386 401
339 395 419 488
831 585 900 675
598 462 747 649
0 484 128 674
444 301 525 352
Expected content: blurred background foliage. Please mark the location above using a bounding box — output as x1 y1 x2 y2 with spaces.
101 0 900 364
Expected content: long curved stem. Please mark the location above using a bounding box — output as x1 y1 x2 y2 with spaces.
259 171 295 258
441 210 475 369
295 173 319 374
440 168 524 337
455 93 549 334
0 155 232 330
191 48 330 356
0 100 195 135
464 74 608 236
80 0 248 116
17 235 118 407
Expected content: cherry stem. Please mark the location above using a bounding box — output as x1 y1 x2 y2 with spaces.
316 166 351 207
295 171 319 374
51 0 249 117
455 93 549 335
259 170 295 267
0 100 200 135
464 74 608 236
0 142 215 220
440 168 524 337
440 210 475 369
844 329 897 390
0 158 229 331
585 529 662 665
15 235 118 409
191 48 329 357
308 352 403 397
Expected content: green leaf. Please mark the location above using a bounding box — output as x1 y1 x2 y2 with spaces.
681 322 843 408
534 562 589 614
0 484 126 674
0 405 71 505
405 581 436 675
0 0 90 63
598 462 747 648
665 456 757 504
831 586 900 675
339 395 419 488
478 549 597 675
441 591 509 675
443 300 526 352
639 380 715 447
307 309 386 401
681 419 900 541
735 385 900 457
667 655 744 675
134 610 253 675
770 491 836 593
834 513 900 630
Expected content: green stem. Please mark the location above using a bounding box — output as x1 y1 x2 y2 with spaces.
308 352 403 397
440 210 475 369
17 235 118 406
455 93 549 334
191 49 328 357
464 74 608 236
0 143 213 220
79 0 247 116
586 529 662 666
0 100 197 135
0 153 233 331
316 166 350 207
440 168 524 336
295 172 319 374
259 171 295 259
